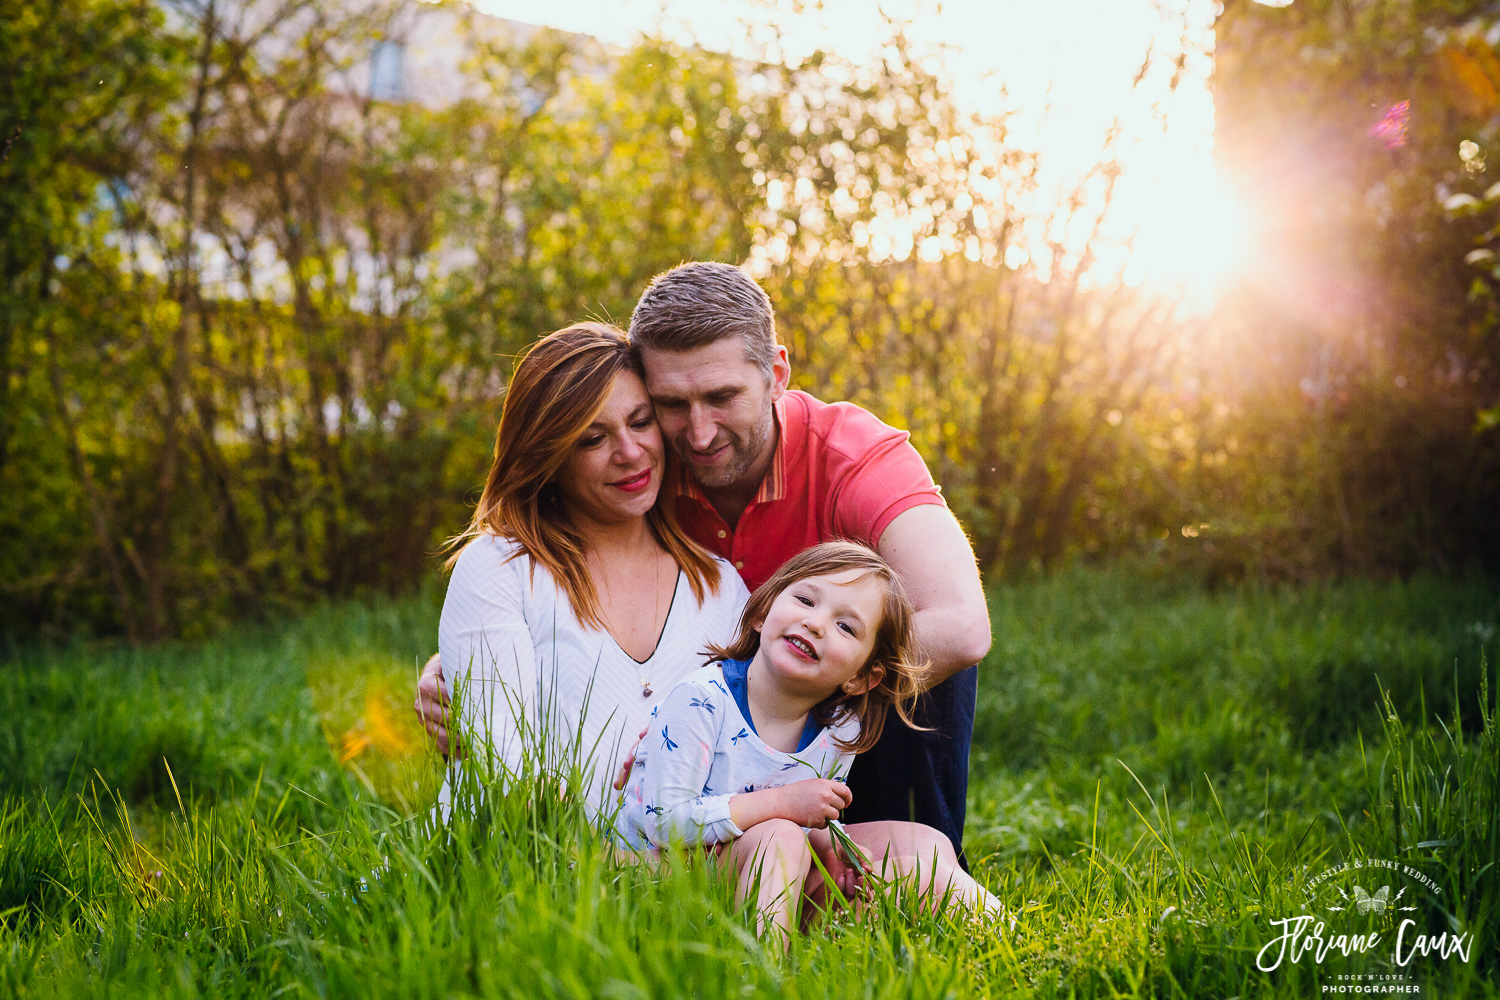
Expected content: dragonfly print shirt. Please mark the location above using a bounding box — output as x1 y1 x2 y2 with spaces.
615 659 860 849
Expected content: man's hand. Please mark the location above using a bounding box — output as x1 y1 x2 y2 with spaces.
414 653 455 758
808 826 869 902
612 727 650 790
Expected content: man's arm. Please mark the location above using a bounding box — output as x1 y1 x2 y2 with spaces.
876 504 992 686
415 654 452 756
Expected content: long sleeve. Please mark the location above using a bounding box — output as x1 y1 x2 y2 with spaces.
640 682 741 847
439 538 538 781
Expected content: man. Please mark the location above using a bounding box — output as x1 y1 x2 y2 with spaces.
415 261 991 861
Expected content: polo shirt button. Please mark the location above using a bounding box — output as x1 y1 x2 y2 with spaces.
734 561 744 569
717 530 727 539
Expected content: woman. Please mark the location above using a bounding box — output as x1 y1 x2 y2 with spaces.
438 322 749 817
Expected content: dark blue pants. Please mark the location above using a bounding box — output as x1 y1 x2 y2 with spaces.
842 664 977 868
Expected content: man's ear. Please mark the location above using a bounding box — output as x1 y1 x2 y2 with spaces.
769 344 790 402
842 664 885 696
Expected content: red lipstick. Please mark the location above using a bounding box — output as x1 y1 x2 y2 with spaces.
609 469 652 492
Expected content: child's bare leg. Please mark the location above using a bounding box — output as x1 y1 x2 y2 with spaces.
844 821 1006 917
728 819 815 944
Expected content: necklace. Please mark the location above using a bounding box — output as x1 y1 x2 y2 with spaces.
595 546 665 698
637 555 662 698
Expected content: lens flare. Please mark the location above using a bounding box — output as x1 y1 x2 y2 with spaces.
1371 100 1410 150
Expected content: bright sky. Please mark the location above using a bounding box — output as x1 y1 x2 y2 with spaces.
466 0 1242 306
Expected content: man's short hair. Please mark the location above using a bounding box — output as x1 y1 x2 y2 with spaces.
628 262 778 382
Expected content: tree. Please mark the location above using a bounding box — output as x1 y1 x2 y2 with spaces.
1 0 185 639
1210 0 1500 575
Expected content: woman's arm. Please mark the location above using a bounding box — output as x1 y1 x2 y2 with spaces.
439 539 538 780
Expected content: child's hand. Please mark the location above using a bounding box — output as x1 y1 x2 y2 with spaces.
771 778 852 829
809 827 868 902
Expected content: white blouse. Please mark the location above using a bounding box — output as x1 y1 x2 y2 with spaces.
438 534 750 818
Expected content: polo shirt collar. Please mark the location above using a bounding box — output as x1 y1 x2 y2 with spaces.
679 391 794 508
757 393 790 504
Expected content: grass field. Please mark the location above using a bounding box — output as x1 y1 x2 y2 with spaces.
1 566 1496 998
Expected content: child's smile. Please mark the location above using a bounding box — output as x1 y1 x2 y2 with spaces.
783 633 817 661
753 568 887 699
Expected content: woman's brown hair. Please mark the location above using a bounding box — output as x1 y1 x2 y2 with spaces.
706 541 929 754
448 322 720 627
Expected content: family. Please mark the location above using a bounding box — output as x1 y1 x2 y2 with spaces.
412 261 1000 941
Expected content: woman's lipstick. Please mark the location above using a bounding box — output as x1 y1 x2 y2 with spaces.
609 468 652 493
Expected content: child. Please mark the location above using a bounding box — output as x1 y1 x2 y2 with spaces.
616 541 1004 943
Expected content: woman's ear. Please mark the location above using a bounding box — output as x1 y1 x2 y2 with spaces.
842 663 885 696
750 616 765 634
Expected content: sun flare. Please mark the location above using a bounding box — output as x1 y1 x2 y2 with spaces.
1121 165 1252 308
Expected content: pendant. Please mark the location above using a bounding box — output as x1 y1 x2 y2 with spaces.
641 683 653 698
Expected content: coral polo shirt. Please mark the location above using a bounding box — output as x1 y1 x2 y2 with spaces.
673 389 946 592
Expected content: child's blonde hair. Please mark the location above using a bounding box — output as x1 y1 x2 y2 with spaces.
706 541 930 754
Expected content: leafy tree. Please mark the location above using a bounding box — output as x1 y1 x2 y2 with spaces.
8 0 1494 642
1210 0 1500 576
1 0 186 639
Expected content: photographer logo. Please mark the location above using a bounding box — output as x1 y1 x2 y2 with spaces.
1255 857 1472 991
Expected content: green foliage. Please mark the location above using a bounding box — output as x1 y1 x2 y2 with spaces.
1367 661 1500 973
1211 0 1500 579
0 0 776 641
0 570 1496 995
975 566 1499 776
6 0 1499 642
0 0 186 639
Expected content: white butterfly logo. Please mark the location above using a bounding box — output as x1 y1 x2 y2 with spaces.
1353 885 1390 915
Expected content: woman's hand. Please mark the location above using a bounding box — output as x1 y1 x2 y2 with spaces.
413 653 456 758
729 779 852 831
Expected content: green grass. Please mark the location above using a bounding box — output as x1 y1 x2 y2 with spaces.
0 567 1496 998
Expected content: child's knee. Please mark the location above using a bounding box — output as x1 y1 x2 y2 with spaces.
736 820 812 887
742 819 811 861
758 818 811 850
894 823 957 864
922 824 958 860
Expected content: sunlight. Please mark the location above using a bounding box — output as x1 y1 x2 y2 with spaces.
1119 165 1252 311
469 0 1238 304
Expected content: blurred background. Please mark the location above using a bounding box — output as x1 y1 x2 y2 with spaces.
4 0 1498 644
